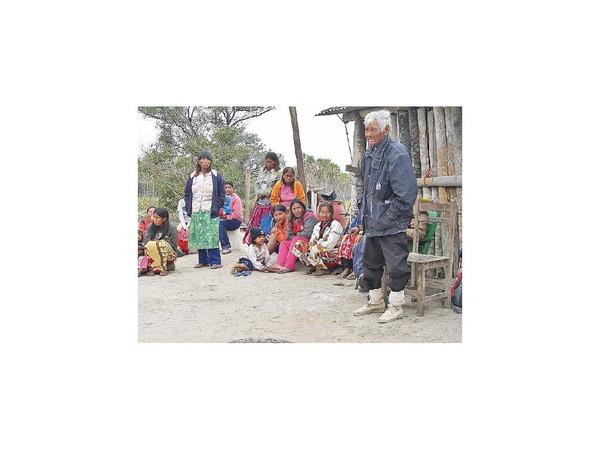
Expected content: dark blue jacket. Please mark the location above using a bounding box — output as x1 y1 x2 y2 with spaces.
184 170 226 219
360 135 417 237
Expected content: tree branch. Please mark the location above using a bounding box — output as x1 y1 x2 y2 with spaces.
229 106 275 127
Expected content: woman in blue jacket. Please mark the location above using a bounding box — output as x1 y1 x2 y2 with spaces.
184 150 226 269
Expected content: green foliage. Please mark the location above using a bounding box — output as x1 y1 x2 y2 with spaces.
137 196 160 220
138 107 277 215
301 153 351 199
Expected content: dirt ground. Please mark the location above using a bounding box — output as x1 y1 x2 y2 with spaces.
138 248 462 343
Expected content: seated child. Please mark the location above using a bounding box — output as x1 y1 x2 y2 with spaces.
294 201 343 276
231 227 278 274
267 204 288 255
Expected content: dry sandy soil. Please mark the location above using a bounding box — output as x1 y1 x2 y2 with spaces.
138 248 462 343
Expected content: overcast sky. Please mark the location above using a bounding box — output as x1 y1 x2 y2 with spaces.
138 106 356 171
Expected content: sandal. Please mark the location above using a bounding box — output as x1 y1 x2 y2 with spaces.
194 263 208 268
278 268 292 274
338 268 352 278
146 270 156 276
314 269 330 277
304 266 316 275
346 272 357 280
210 264 223 269
159 270 168 276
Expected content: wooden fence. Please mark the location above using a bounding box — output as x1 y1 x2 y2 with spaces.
394 106 462 273
344 106 462 275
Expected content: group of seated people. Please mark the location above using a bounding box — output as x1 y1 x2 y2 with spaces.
230 198 364 280
138 195 428 281
138 207 179 276
138 195 366 280
138 179 245 276
138 146 429 279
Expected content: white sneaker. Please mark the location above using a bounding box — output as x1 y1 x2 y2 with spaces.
377 306 403 323
353 303 386 316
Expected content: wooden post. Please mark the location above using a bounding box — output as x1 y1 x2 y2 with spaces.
289 106 307 190
433 107 449 204
417 175 462 187
244 167 251 221
427 109 442 276
408 108 421 178
417 108 431 200
398 111 412 161
444 107 462 246
390 111 399 141
350 111 366 220
444 107 462 272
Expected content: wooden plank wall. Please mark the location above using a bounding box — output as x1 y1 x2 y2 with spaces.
394 107 462 268
349 107 462 273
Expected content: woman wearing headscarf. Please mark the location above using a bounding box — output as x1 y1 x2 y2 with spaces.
143 207 178 276
184 149 226 269
244 151 282 243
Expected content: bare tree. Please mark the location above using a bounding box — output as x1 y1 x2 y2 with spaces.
212 106 275 127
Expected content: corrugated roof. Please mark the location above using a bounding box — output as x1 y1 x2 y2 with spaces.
316 106 409 117
315 107 366 116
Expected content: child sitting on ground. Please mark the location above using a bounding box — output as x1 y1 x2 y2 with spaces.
231 227 278 274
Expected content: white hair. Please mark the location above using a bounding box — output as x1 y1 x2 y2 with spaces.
364 110 392 131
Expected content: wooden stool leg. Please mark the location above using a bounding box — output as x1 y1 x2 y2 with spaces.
416 265 425 316
443 263 451 308
382 266 390 306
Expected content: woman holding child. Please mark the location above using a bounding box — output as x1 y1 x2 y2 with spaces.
245 152 282 242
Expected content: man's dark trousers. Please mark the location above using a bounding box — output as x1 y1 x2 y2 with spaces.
362 232 411 292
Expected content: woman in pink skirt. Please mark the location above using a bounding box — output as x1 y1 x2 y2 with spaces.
271 198 318 274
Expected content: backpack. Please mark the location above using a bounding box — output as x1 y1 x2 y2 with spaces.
259 214 274 236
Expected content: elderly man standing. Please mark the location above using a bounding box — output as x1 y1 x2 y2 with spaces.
353 110 417 323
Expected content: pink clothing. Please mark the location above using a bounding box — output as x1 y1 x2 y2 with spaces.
279 184 295 208
277 236 309 270
225 193 243 221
